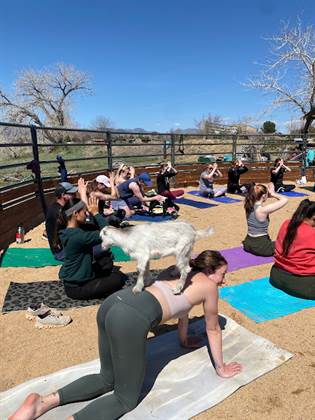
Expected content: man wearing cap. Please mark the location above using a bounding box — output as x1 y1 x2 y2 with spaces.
45 181 79 261
117 171 165 209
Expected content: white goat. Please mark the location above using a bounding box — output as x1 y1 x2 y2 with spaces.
100 220 213 294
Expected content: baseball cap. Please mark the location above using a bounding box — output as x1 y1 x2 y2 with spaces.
138 172 153 187
96 175 111 188
55 182 77 197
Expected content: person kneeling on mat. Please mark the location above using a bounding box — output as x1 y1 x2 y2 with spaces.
243 183 288 256
270 199 315 299
55 196 127 300
10 250 242 420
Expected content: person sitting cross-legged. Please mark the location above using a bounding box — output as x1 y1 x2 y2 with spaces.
199 163 227 198
55 196 127 301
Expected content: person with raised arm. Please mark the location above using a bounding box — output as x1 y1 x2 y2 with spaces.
199 163 227 198
243 183 288 256
270 158 295 193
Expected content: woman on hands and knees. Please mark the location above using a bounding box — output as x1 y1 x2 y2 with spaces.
10 250 241 420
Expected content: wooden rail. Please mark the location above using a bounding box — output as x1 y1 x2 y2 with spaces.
0 162 313 250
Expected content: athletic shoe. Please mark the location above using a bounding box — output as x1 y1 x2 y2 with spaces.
276 187 285 193
35 312 72 329
26 303 62 320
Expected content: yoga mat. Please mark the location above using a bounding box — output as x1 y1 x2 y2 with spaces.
129 214 173 222
0 316 292 420
0 246 131 268
1 270 161 313
210 196 241 203
176 197 217 208
301 186 315 193
188 190 241 203
220 246 273 272
220 277 315 323
280 191 309 197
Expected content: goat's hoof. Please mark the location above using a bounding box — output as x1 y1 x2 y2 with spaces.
132 285 143 294
172 284 184 295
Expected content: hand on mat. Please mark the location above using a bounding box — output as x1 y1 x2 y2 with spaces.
180 335 203 349
216 362 242 378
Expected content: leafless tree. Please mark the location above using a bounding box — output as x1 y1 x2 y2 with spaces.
246 20 315 134
90 115 114 131
0 63 91 143
195 113 224 133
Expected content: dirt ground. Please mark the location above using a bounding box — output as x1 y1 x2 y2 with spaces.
1 185 315 419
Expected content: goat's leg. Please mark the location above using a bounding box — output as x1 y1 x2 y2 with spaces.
172 249 192 295
133 257 149 294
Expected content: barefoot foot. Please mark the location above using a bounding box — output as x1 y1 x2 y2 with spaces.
9 392 59 420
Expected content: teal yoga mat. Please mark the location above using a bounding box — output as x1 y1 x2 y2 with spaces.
0 246 131 268
220 277 315 323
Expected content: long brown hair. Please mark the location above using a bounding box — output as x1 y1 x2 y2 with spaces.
189 250 227 274
282 199 315 256
244 184 267 217
53 198 83 250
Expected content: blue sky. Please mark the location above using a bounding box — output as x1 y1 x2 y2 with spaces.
0 0 313 132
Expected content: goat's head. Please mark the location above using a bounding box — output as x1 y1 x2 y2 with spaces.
100 226 116 250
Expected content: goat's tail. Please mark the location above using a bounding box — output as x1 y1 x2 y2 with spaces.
195 226 214 240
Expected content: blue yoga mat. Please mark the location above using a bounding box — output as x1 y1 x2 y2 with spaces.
129 214 173 222
280 191 309 197
210 196 241 203
220 277 315 323
176 197 217 209
188 190 241 203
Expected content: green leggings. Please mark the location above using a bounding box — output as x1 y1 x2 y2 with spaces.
58 287 163 420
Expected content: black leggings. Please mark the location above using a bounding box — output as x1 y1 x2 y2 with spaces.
58 288 163 420
64 270 127 300
270 265 315 299
274 183 295 192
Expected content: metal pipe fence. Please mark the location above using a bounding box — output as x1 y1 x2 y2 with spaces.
0 121 314 216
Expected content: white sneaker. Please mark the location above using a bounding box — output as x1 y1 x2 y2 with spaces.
35 312 72 329
26 303 62 320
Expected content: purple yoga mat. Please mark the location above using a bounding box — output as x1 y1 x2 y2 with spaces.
193 246 273 272
220 246 274 272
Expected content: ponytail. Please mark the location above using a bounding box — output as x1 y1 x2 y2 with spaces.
52 198 83 250
244 184 267 217
282 199 315 256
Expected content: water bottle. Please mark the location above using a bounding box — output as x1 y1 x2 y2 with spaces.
16 224 25 244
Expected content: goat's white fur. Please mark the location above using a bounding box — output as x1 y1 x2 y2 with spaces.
100 221 213 294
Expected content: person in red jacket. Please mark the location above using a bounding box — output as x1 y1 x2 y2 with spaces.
270 199 315 299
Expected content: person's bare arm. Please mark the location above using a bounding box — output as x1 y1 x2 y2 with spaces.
178 315 202 348
256 183 288 218
203 285 242 378
130 182 165 203
282 163 291 172
77 177 88 205
129 166 136 178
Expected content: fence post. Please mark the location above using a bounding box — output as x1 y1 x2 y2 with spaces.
170 133 176 167
106 131 113 170
300 132 308 179
232 132 237 160
30 125 47 216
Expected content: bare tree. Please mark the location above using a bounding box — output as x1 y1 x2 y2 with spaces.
195 113 224 133
246 20 315 134
0 63 91 143
90 115 114 131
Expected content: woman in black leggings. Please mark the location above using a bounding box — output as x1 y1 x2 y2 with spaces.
10 251 242 420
